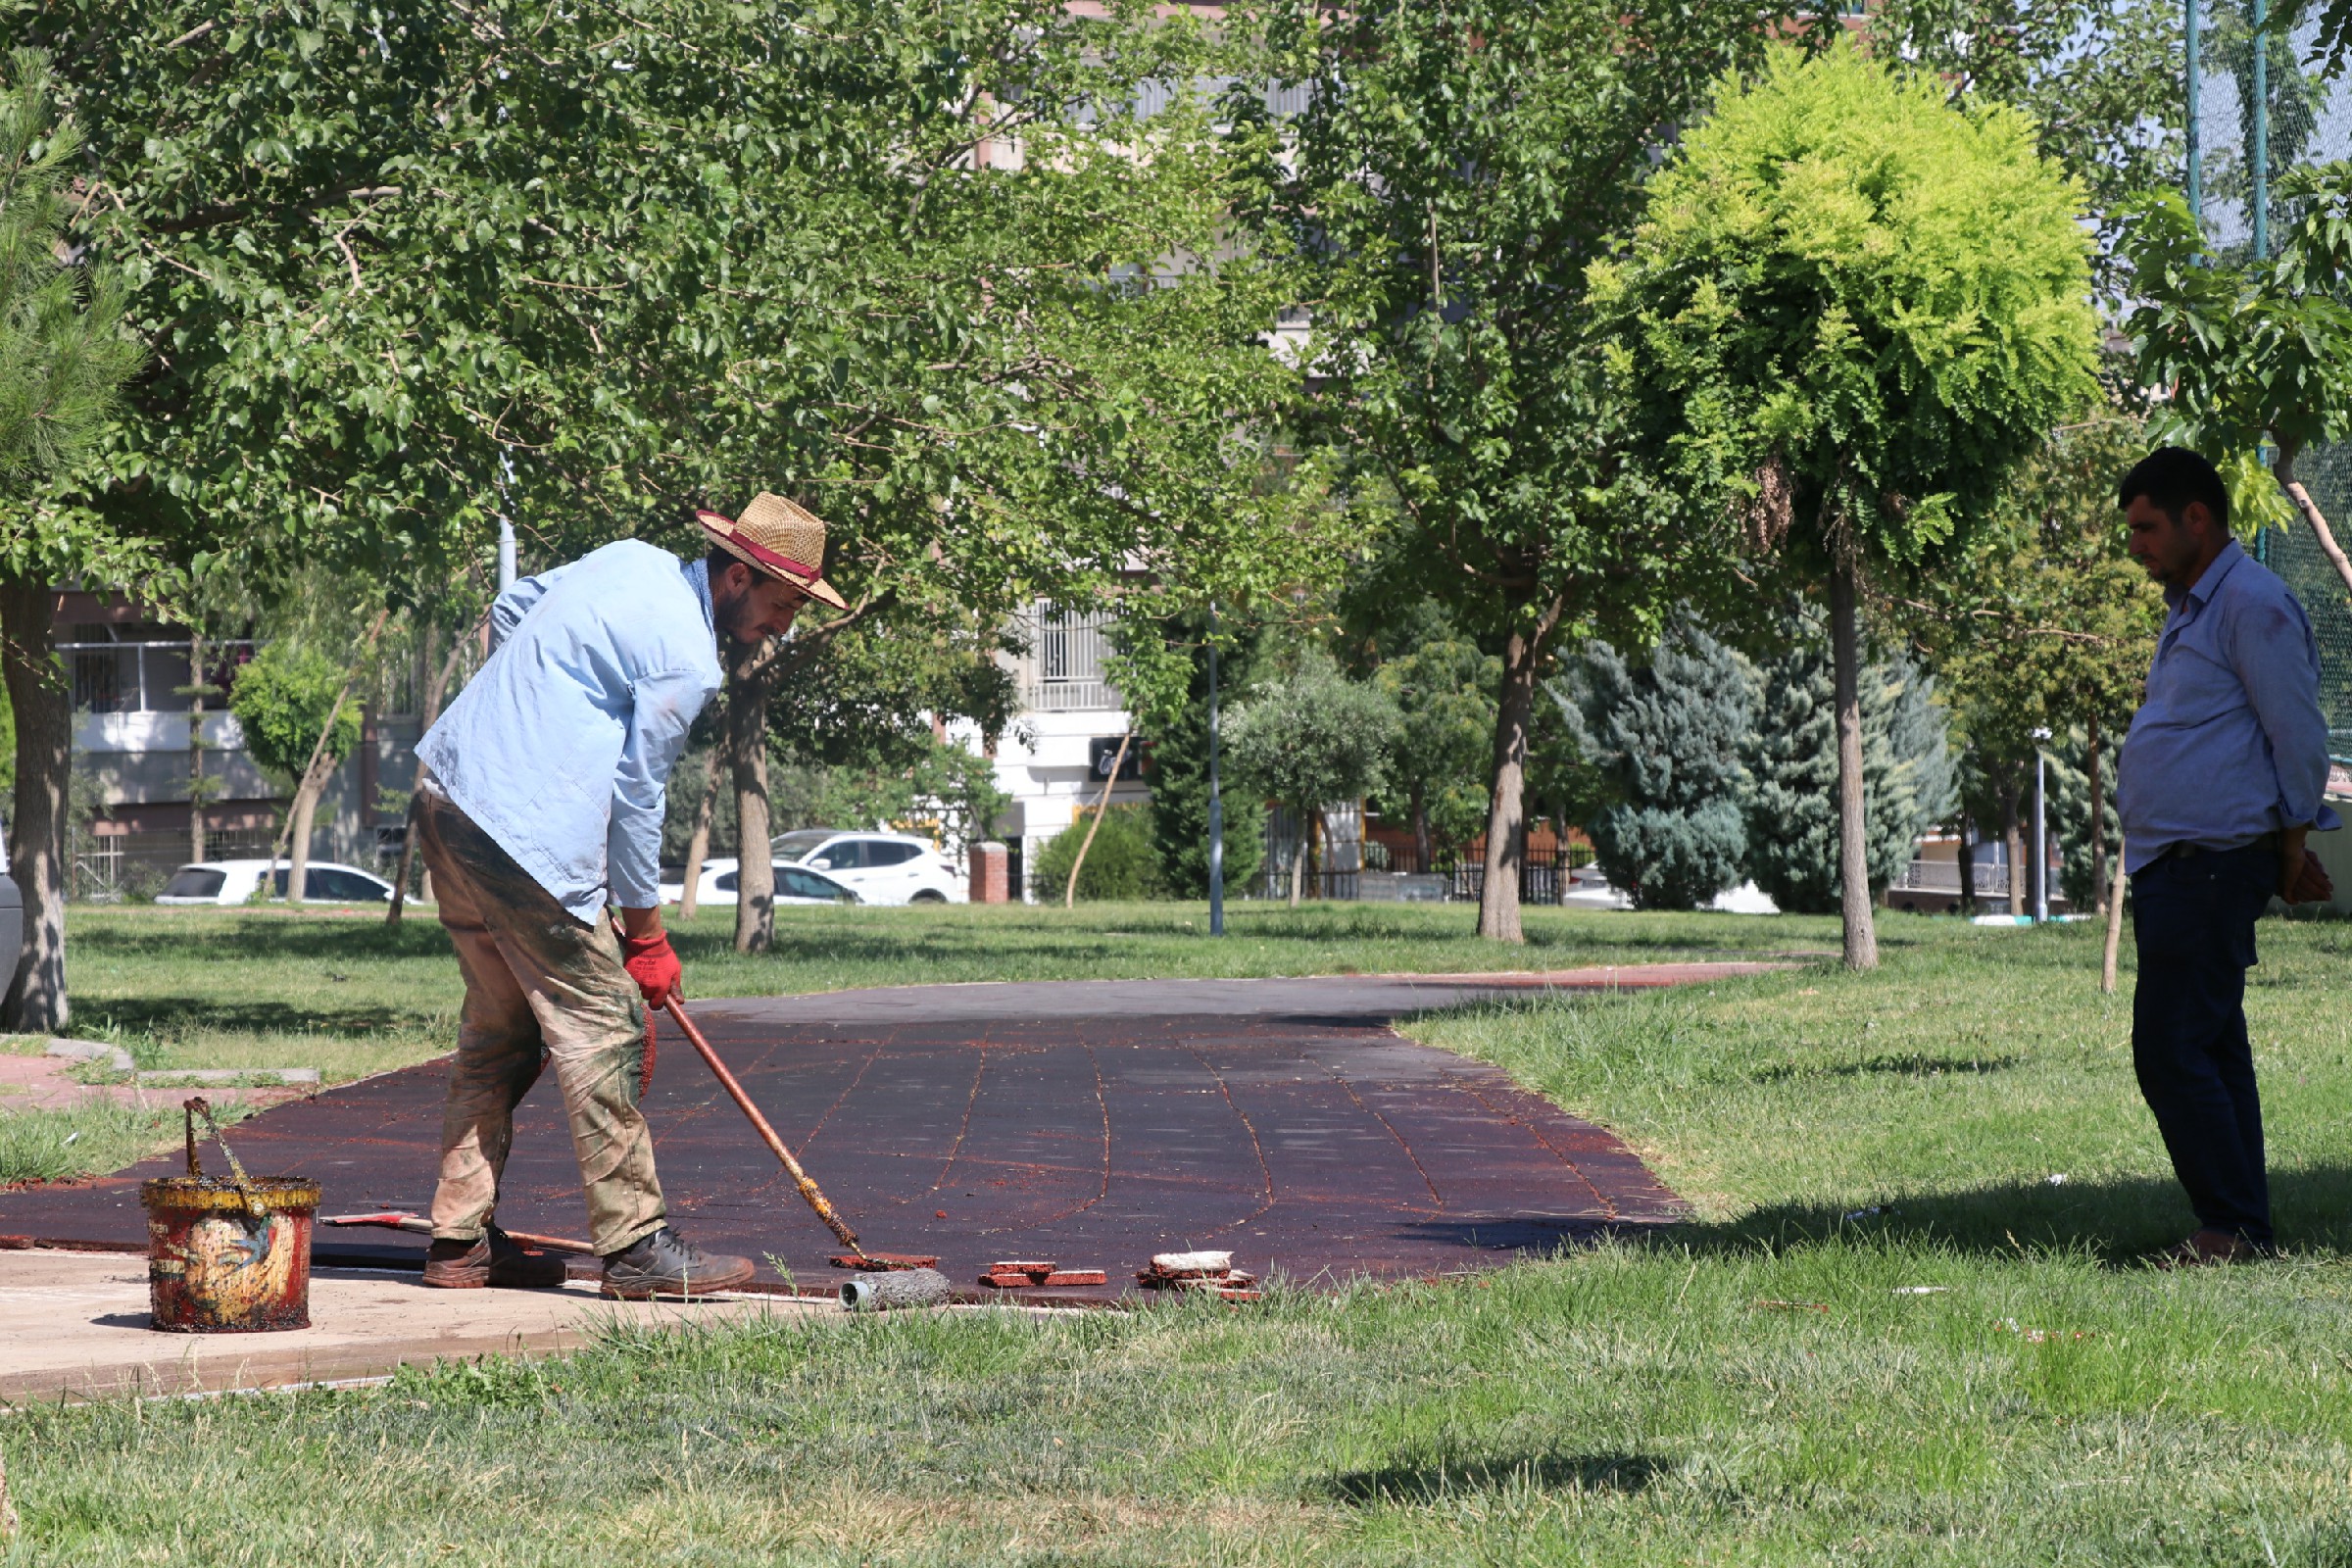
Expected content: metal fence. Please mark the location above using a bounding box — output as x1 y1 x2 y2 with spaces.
70 827 277 903
1259 808 1597 905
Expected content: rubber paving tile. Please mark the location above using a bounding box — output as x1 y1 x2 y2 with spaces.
0 971 1768 1299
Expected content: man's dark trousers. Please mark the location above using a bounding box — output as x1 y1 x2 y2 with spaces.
2131 841 2278 1249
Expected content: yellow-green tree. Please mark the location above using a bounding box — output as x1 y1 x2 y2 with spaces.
1599 42 2101 968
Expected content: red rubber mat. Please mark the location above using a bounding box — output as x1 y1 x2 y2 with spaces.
1 975 1701 1298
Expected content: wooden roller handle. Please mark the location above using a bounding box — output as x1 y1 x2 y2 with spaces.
662 997 863 1256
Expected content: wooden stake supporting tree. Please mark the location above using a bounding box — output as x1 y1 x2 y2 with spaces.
1063 733 1131 908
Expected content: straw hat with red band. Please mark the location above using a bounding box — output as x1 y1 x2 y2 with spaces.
695 493 848 611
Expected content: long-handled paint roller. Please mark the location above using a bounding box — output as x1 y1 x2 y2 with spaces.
660 996 866 1259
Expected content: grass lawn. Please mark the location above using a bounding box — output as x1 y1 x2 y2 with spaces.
15 908 2352 1563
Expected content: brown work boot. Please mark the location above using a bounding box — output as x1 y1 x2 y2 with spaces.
423 1227 569 1290
599 1225 755 1299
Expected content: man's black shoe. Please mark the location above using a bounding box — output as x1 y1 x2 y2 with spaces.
422 1226 568 1290
600 1225 756 1299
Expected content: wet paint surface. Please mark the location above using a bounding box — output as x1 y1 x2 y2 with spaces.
8 975 1708 1298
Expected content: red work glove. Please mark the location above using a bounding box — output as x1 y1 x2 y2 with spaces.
618 929 682 1008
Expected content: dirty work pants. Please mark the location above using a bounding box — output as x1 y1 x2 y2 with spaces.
2131 842 2277 1250
418 790 663 1257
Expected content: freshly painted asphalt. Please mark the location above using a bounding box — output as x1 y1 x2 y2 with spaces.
1 967 1773 1300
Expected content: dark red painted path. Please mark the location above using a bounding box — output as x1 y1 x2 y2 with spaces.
3 971 1762 1298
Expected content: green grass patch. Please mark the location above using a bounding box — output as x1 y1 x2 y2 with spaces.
16 910 2352 1562
0 1102 185 1187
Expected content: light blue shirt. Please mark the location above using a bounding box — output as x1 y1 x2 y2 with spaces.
418 541 723 922
2118 539 2341 874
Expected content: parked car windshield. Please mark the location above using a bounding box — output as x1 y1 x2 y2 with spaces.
771 830 835 859
162 868 226 899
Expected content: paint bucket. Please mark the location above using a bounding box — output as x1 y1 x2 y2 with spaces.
141 1177 319 1332
140 1098 318 1333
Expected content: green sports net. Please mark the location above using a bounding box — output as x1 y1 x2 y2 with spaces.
2261 453 2352 762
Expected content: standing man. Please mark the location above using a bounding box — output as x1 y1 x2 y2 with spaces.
2117 447 2337 1267
413 494 847 1298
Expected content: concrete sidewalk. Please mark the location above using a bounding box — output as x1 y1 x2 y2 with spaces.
0 1250 832 1405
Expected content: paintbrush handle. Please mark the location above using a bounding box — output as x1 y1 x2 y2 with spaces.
663 997 863 1254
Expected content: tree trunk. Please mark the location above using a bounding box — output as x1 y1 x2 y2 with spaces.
389 623 464 925
2276 446 2352 601
1309 807 1327 901
1828 559 1879 970
2101 834 2128 995
728 644 775 955
1063 731 1130 907
271 609 387 905
1410 782 1431 874
2000 782 2025 918
679 745 719 922
2086 715 2107 916
0 579 69 1031
1956 810 1977 917
285 752 333 903
1288 809 1305 908
187 632 207 864
1478 595 1565 944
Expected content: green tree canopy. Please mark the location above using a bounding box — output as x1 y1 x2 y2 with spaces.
2124 165 2352 599
227 643 362 784
33 0 1341 950
1865 1 2183 303
1248 0 1794 942
1911 416 2166 911
1599 40 2100 965
1226 647 1399 907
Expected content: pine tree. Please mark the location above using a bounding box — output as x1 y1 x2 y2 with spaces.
2045 731 2121 910
1143 611 1267 901
1556 621 1754 910
1743 633 1956 914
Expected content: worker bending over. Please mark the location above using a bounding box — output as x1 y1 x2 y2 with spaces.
413 494 845 1298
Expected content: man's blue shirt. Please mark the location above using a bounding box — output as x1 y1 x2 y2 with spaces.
418 541 722 922
2118 539 2340 873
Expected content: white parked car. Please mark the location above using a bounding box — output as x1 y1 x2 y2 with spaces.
660 858 859 908
156 859 398 906
769 829 965 906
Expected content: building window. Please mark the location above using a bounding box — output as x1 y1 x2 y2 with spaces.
1026 603 1119 712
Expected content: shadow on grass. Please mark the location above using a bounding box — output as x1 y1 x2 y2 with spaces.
74 997 426 1038
1664 1163 2352 1264
72 916 456 962
1750 1051 2023 1082
1321 1450 1672 1504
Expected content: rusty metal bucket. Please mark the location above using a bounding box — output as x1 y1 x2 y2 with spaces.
140 1099 318 1333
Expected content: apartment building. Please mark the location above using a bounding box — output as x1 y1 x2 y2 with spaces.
57 590 424 898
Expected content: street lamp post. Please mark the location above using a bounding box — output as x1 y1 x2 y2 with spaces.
1207 602 1224 937
2032 726 2052 924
